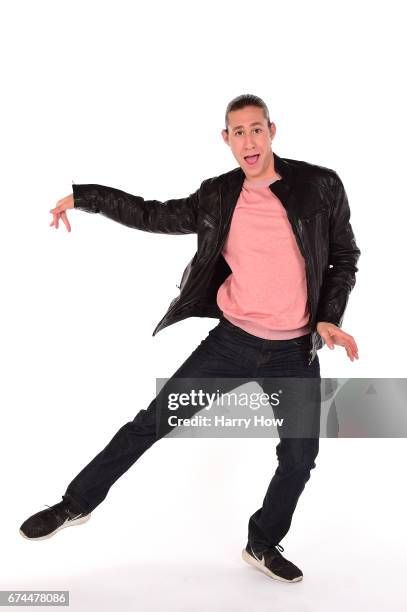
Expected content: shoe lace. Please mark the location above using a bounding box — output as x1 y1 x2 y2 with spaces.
44 501 78 521
254 543 284 557
44 501 65 514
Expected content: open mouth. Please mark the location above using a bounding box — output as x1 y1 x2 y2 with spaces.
244 154 260 166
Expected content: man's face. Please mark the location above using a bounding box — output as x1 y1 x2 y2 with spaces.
222 105 276 180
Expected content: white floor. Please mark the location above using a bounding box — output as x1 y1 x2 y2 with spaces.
4 439 407 611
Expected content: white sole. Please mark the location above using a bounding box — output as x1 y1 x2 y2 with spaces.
19 513 91 541
242 548 303 583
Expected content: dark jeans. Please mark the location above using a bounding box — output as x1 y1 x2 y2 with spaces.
64 316 321 550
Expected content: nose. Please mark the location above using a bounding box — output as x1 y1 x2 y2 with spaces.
244 135 256 150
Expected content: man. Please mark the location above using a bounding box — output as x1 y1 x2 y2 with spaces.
20 94 361 583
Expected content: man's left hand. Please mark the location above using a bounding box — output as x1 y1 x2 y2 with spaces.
316 322 359 362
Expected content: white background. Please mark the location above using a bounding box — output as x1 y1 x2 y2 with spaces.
1 1 406 610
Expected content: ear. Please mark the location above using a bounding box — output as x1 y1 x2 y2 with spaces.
269 122 276 140
221 129 230 145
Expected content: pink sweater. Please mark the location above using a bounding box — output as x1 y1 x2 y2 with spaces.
216 175 311 340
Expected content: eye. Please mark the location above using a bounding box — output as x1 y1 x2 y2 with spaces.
234 128 262 136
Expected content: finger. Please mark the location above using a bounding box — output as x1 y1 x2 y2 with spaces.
343 343 353 361
349 342 359 361
344 336 358 360
324 333 335 349
329 330 358 360
61 211 71 232
332 331 353 351
50 205 64 215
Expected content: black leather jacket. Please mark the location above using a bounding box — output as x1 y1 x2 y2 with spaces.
72 152 361 364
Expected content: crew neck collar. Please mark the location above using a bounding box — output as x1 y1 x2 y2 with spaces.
244 174 282 187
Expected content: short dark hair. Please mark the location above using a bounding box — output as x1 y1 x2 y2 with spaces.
224 94 271 132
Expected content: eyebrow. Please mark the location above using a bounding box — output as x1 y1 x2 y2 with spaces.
232 122 264 131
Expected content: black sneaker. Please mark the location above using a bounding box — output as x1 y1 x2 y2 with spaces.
19 498 91 541
242 542 303 583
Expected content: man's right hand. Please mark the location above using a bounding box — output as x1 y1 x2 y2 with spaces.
49 193 74 232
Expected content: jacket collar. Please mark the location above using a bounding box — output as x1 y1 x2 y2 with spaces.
221 152 296 222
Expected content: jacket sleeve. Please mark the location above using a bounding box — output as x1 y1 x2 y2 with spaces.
316 172 361 327
72 182 202 235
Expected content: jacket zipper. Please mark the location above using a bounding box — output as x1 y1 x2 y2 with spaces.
284 211 314 365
